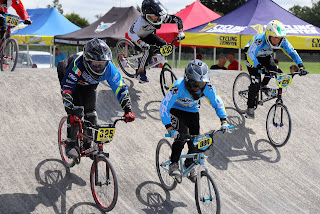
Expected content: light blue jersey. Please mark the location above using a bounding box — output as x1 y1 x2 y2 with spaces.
245 33 302 68
159 78 227 126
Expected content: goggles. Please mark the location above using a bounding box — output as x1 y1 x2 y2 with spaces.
146 14 165 25
89 60 108 73
189 80 207 90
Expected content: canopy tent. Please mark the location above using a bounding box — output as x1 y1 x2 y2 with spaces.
156 1 221 44
181 0 320 50
54 6 140 47
11 7 81 46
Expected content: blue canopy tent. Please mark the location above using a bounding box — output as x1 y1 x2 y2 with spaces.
11 7 81 67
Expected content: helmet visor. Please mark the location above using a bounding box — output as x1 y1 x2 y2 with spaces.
89 60 108 74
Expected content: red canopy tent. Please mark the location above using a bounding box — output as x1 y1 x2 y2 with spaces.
156 1 221 45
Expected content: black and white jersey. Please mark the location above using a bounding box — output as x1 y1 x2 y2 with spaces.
128 15 183 44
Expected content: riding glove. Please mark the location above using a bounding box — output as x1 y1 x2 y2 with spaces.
298 64 308 76
168 129 179 139
23 19 32 25
124 111 135 122
177 31 185 40
220 122 231 133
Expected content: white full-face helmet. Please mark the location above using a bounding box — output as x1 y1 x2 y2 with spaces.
265 20 287 49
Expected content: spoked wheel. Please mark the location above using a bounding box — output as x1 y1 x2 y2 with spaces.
195 171 221 214
116 38 140 78
160 64 177 96
156 139 177 190
1 38 18 71
232 72 251 114
266 103 292 147
58 116 75 168
90 155 118 212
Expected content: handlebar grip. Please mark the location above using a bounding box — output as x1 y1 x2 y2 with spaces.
165 133 171 137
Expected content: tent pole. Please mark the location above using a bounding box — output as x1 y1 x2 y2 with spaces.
178 42 181 68
53 45 56 67
76 46 79 53
27 44 29 66
193 47 196 60
213 47 216 65
238 48 241 71
172 45 175 68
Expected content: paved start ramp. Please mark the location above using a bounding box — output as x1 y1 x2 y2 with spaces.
0 68 319 214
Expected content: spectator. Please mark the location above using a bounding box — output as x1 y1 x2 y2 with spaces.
290 64 299 74
196 53 203 60
210 56 227 70
55 48 67 67
227 52 242 70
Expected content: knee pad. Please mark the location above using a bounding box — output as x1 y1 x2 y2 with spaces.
85 111 98 125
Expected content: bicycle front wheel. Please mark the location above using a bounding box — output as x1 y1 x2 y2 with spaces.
90 155 118 212
1 38 18 71
232 72 251 114
156 139 177 190
58 116 75 168
160 64 177 96
116 38 139 78
266 103 292 147
195 171 221 214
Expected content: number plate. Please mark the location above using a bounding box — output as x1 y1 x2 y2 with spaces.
95 127 116 142
276 75 292 88
194 136 212 150
160 44 173 56
6 15 20 27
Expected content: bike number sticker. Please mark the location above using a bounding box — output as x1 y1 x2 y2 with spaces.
96 128 115 142
6 16 20 27
160 44 173 56
195 136 212 150
276 75 292 88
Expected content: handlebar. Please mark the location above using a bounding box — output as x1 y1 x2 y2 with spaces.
165 125 234 141
82 117 126 130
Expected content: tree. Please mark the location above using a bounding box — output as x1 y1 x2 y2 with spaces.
289 1 320 27
65 13 90 28
94 14 103 20
199 0 248 15
136 5 141 13
47 0 63 14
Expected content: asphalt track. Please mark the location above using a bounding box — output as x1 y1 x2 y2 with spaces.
0 67 319 214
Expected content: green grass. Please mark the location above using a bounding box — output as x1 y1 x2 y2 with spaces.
168 59 320 74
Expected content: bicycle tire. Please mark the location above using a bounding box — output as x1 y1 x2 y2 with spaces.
156 139 177 190
58 116 76 168
195 171 221 214
90 155 118 212
160 64 177 96
1 38 18 71
266 103 292 147
116 38 139 78
232 72 251 114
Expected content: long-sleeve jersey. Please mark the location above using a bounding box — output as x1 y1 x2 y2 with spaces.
159 78 227 126
0 0 30 20
128 15 183 43
244 33 302 68
61 55 132 112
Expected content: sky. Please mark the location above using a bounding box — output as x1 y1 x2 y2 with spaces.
12 0 314 24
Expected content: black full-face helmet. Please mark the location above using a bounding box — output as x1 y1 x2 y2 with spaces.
83 38 112 80
184 59 210 100
141 0 167 25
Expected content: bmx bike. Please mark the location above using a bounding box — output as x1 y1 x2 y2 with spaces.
116 37 179 96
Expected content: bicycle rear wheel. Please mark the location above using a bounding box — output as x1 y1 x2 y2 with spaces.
1 38 18 71
266 103 292 147
116 38 139 78
156 139 177 190
232 72 251 114
195 171 221 214
90 155 118 212
58 116 75 168
160 64 177 96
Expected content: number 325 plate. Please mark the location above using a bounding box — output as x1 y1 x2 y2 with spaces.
95 127 116 142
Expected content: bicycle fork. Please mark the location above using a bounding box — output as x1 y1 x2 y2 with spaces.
93 151 111 186
196 157 214 202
